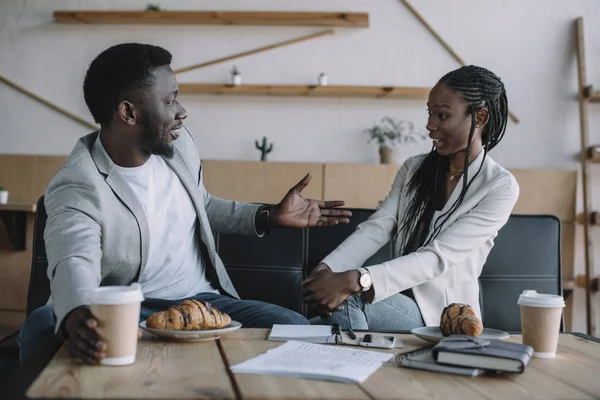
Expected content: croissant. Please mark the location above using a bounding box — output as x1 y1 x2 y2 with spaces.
440 303 483 337
146 299 231 331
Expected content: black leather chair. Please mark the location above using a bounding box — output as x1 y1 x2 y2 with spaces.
479 214 563 332
26 196 50 317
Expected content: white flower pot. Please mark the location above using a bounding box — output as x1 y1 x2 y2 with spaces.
0 191 8 204
231 74 242 86
318 74 328 86
379 147 401 164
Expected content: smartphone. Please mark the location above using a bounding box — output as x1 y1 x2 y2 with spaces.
359 334 396 349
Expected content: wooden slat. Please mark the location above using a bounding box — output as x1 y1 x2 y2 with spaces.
27 336 236 399
509 169 577 222
202 160 323 205
174 30 334 74
575 16 597 336
221 337 368 400
398 0 519 124
323 163 400 209
179 84 431 100
0 202 37 212
587 93 600 103
0 74 96 130
53 11 370 27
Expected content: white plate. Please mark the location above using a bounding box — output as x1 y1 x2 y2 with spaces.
411 326 510 344
140 320 242 341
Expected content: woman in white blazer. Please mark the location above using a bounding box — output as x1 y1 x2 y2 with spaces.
302 65 519 330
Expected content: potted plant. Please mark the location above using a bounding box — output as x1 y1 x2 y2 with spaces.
365 117 426 164
0 186 7 204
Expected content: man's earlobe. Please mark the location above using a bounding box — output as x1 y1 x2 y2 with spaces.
119 102 137 125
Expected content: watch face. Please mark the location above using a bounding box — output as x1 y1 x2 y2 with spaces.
359 272 372 289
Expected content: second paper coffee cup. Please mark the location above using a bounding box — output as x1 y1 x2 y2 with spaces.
517 290 564 359
89 283 144 366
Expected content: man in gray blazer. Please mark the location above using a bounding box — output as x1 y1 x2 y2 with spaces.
19 43 351 364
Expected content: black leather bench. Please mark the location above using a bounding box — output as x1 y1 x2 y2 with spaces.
218 209 564 333
25 200 564 334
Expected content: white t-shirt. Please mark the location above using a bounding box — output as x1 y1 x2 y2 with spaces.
114 155 217 299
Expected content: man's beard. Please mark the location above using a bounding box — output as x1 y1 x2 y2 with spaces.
139 111 174 159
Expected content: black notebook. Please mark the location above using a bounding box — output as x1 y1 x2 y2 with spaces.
432 336 534 373
397 346 486 377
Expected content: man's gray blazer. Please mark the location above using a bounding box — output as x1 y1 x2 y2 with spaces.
44 129 261 330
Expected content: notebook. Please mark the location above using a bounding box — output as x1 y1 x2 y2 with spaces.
397 346 486 377
268 324 336 344
230 340 393 383
432 336 534 373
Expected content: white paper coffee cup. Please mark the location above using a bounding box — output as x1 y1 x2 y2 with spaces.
89 283 144 366
517 290 565 358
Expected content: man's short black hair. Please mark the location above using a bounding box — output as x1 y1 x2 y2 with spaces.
83 43 172 126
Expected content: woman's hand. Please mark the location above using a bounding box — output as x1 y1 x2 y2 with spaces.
302 263 361 314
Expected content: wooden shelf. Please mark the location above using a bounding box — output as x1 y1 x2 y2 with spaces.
583 85 600 103
53 11 369 27
0 202 37 251
0 202 37 213
178 84 430 100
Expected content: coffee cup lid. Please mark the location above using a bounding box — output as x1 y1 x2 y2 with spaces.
89 283 144 305
517 290 565 308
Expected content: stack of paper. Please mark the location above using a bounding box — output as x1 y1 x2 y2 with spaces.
230 340 393 383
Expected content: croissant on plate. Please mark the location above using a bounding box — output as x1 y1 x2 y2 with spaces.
146 299 231 330
440 303 483 337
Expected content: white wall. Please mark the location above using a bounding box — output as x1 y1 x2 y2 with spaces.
1 0 600 333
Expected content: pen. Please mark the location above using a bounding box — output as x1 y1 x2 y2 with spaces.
345 326 357 340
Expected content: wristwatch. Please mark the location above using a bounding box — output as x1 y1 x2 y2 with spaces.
357 267 373 292
257 205 271 235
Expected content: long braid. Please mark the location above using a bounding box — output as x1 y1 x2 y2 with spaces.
395 65 508 255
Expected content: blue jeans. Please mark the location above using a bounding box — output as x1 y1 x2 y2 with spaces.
316 292 425 331
19 292 308 363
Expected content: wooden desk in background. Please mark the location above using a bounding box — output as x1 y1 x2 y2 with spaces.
3 329 600 400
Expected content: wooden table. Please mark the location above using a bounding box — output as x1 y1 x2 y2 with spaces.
3 329 600 399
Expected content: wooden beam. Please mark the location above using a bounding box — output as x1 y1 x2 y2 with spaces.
174 30 334 75
574 16 597 336
0 74 96 130
53 11 369 27
398 0 519 124
178 83 430 99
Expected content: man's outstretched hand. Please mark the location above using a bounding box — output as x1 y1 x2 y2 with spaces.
271 173 352 228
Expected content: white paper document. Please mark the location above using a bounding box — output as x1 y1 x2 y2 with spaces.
230 340 393 383
268 324 335 343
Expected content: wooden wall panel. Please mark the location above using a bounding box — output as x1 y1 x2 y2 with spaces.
323 163 400 209
0 155 66 324
511 169 577 222
202 160 323 204
0 310 26 327
0 155 67 202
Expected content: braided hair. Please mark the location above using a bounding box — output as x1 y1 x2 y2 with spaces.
395 65 508 256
